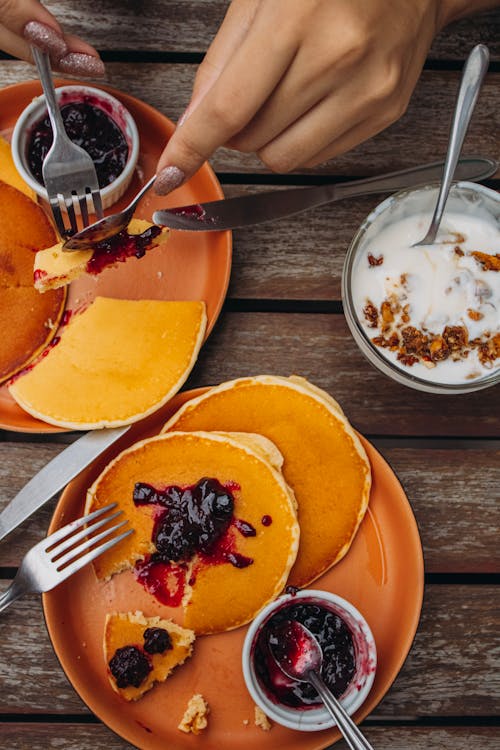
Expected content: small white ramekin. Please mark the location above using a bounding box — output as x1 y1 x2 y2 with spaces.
242 589 377 732
342 181 500 395
11 84 139 211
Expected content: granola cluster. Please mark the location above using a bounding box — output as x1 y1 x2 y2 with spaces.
363 263 500 374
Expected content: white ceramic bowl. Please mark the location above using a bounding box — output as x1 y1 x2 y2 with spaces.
11 84 139 210
342 181 500 395
242 589 377 732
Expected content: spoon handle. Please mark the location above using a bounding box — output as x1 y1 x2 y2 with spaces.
308 670 375 750
420 44 490 244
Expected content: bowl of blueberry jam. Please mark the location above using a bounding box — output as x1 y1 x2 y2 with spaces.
12 84 139 210
242 589 377 731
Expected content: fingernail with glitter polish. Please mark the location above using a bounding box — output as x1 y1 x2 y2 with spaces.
24 21 67 58
58 53 105 77
154 166 185 196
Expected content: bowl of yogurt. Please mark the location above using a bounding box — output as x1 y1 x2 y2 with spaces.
342 181 500 394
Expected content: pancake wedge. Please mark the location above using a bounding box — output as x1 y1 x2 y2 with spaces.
161 375 371 587
104 611 195 701
9 296 206 428
34 218 169 292
85 431 300 634
0 180 66 384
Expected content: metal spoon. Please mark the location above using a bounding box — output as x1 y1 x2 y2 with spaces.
413 44 490 246
269 620 375 750
62 174 156 250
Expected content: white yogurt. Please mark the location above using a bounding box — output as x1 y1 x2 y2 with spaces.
351 210 500 385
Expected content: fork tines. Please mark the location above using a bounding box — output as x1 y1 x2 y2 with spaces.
45 503 132 580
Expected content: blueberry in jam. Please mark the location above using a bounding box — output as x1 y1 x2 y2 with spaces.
108 645 152 689
143 627 172 654
254 601 356 707
134 478 234 562
28 100 129 188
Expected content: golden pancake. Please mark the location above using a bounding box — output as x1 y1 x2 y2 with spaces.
104 611 195 701
0 137 36 200
85 431 300 634
161 375 371 587
9 296 206 428
34 218 169 292
0 180 66 384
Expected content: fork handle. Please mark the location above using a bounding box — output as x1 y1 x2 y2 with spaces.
31 47 68 139
0 579 25 613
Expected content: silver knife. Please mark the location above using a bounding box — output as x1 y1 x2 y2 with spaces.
0 426 129 543
153 156 497 231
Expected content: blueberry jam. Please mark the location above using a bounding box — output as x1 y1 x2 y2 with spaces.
134 478 234 561
133 478 256 605
143 627 172 655
108 645 152 689
28 100 128 188
254 601 356 708
85 225 161 273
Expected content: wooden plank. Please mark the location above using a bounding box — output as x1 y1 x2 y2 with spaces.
40 2 500 59
0 63 498 179
0 442 498 571
1 723 499 750
0 585 497 717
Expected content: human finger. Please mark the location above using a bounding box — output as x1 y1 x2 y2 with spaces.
154 2 299 194
0 0 103 75
180 0 261 125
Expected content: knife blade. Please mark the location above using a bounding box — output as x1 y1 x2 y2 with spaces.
152 156 497 232
0 425 129 543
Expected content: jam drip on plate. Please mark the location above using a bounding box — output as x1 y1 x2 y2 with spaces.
254 602 356 707
133 478 255 606
86 225 162 275
28 101 129 188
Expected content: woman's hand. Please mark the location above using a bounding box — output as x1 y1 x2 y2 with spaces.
154 0 495 195
0 0 104 76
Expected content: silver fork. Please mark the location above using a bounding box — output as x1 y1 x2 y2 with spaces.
0 503 132 612
31 47 103 236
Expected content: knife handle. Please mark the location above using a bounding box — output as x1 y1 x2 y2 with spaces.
327 156 497 203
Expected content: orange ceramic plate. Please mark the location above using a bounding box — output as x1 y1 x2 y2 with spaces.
44 388 424 750
0 80 231 433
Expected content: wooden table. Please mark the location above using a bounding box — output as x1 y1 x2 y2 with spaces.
1 3 499 748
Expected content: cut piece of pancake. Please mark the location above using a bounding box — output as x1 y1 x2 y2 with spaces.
104 611 195 701
9 296 206 428
34 218 170 291
85 431 300 634
0 180 66 384
0 136 36 200
161 375 371 588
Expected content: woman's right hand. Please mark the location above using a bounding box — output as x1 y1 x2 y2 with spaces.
0 0 104 77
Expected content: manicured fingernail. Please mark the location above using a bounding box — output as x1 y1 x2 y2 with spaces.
24 21 67 58
58 53 105 77
154 166 185 196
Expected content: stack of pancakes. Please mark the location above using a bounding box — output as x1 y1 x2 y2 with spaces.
0 180 66 384
87 375 372 639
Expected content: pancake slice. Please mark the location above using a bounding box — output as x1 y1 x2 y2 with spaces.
104 611 195 701
85 431 300 634
34 218 170 291
161 375 371 588
0 180 66 384
9 296 206 428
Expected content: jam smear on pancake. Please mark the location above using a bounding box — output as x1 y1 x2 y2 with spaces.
86 225 162 274
132 477 255 605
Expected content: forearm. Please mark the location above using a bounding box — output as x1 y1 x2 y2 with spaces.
437 0 500 27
